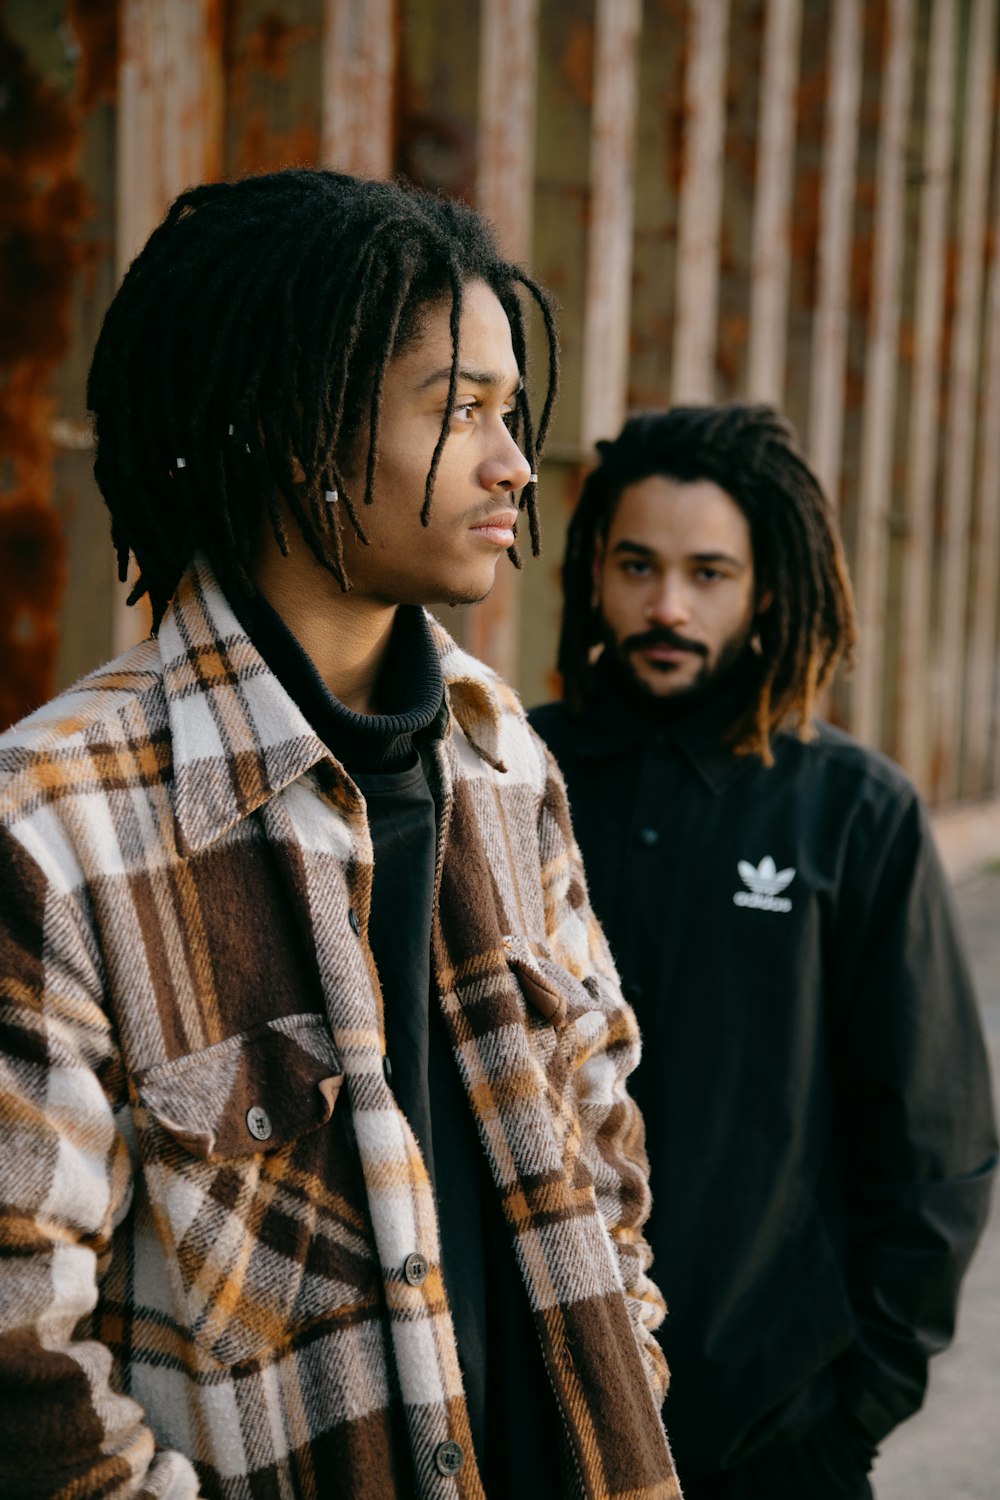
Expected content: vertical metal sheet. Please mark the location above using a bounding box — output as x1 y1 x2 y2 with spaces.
746 0 802 403
896 0 956 793
463 0 540 679
580 0 642 450
964 105 1000 793
933 0 996 800
321 0 396 177
672 0 730 401
114 0 224 652
849 0 914 747
807 0 862 504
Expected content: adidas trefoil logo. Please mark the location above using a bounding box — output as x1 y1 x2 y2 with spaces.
733 855 795 913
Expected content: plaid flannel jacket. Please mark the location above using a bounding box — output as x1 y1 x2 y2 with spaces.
0 556 679 1500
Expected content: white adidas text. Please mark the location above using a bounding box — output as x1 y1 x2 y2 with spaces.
733 890 792 913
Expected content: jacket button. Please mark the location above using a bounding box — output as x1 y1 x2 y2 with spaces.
433 1440 464 1477
403 1251 428 1286
246 1105 272 1141
383 1054 394 1088
638 826 659 846
348 907 361 936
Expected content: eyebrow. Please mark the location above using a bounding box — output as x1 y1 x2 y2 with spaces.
418 366 523 395
611 539 746 568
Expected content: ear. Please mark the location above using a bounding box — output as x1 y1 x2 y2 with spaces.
756 586 774 614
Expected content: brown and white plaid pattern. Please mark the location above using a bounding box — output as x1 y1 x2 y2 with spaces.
0 556 679 1499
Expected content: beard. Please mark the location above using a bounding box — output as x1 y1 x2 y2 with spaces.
598 618 754 708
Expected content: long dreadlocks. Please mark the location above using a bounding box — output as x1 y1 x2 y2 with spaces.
87 169 559 630
559 404 858 762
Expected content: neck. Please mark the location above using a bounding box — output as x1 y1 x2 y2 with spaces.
250 544 396 715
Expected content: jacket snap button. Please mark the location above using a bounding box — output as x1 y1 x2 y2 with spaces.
246 1105 273 1141
403 1251 428 1286
638 826 659 847
348 907 361 936
383 1054 394 1088
433 1440 464 1477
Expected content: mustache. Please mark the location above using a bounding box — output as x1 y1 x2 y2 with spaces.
621 626 709 658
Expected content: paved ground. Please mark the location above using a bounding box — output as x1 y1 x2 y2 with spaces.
872 867 1000 1500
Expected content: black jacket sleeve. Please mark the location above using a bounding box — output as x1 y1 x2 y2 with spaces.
829 786 997 1445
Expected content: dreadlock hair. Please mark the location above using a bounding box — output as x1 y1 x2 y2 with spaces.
558 404 858 763
87 168 559 630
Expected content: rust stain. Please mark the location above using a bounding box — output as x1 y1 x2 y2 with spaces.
0 18 99 728
67 0 119 110
236 115 320 177
245 13 315 80
559 21 594 110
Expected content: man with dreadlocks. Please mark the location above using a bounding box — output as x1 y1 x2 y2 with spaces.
0 170 681 1500
530 404 996 1500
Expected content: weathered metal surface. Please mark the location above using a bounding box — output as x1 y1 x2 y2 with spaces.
0 9 100 729
849 0 914 747
13 0 1000 807
896 0 956 794
117 0 223 276
746 0 802 403
932 0 996 802
672 0 730 401
464 0 540 681
807 0 862 506
114 0 223 653
963 96 1000 795
226 1 321 175
321 0 395 177
579 0 641 450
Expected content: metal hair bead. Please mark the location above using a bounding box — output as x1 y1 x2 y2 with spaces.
325 488 339 504
529 473 538 484
176 457 187 469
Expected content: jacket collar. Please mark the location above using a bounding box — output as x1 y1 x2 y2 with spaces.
159 556 512 854
568 662 765 796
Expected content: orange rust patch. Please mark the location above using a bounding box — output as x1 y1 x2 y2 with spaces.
67 0 119 110
0 21 95 728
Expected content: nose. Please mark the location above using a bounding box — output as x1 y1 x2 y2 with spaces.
478 420 532 494
647 574 692 627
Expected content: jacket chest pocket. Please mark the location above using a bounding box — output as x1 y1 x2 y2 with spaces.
132 1014 379 1368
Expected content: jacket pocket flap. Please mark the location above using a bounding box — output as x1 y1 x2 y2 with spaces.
135 1014 344 1160
504 936 570 1026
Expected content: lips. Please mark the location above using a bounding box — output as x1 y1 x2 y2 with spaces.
469 509 518 547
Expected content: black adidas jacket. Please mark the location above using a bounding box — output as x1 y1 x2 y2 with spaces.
529 679 996 1491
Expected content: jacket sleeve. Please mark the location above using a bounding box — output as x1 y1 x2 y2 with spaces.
831 785 997 1446
534 742 670 1407
0 825 200 1499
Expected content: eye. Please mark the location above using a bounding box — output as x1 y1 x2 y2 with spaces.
451 400 479 425
694 567 726 583
621 559 652 578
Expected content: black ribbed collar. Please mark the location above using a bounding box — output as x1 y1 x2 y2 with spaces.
236 591 447 775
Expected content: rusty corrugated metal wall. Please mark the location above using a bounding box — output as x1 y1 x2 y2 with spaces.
4 0 1000 807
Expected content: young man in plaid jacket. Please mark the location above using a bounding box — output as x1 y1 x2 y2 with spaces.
0 172 679 1499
